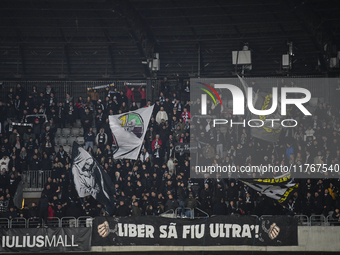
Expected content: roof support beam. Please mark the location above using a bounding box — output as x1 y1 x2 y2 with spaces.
8 15 26 75
287 1 328 72
115 0 158 78
88 3 116 76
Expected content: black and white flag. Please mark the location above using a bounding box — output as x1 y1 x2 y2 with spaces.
71 142 115 214
242 173 298 204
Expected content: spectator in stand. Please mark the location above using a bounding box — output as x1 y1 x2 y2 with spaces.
81 108 93 133
114 199 130 217
125 85 135 107
181 107 191 123
95 108 106 131
184 192 197 217
28 202 39 227
65 101 75 127
0 155 9 172
96 128 108 152
85 127 96 150
38 192 49 226
44 84 55 98
156 107 168 124
64 93 74 106
0 195 9 218
75 96 84 119
87 88 99 105
130 102 138 111
6 206 17 219
120 102 128 113
139 86 146 107
151 134 162 151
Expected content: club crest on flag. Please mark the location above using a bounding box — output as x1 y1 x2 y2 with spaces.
118 113 144 138
109 105 154 160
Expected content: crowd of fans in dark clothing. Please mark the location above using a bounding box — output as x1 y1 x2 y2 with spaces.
0 78 340 227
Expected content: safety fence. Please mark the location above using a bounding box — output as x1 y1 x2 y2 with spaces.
22 170 52 190
0 216 94 229
160 211 340 226
0 79 161 105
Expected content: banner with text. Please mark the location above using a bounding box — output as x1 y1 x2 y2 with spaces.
0 227 91 252
92 215 297 246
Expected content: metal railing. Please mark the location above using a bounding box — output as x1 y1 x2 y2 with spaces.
1 214 339 229
22 170 52 189
194 207 209 219
77 216 94 227
159 209 175 218
174 207 195 219
0 217 94 228
0 218 10 228
326 215 340 226
294 215 309 226
310 215 327 226
47 217 61 227
0 80 147 106
61 217 77 228
10 217 27 228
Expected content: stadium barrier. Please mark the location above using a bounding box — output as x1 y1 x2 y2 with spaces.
22 170 52 190
0 214 337 229
0 215 340 252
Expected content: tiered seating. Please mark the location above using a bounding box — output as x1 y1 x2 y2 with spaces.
54 120 86 150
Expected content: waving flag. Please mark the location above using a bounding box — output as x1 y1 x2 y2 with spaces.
237 75 283 142
242 173 298 203
71 142 115 214
109 105 154 159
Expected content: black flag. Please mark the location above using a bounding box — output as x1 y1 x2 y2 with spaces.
71 142 115 214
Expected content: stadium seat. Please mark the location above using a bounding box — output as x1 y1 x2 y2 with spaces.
61 128 71 137
309 97 318 107
79 128 84 136
55 128 62 137
92 127 97 135
59 137 67 146
63 145 71 154
71 128 80 137
76 136 85 145
75 119 82 128
68 136 77 146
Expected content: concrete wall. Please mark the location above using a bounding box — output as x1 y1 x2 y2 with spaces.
91 226 340 252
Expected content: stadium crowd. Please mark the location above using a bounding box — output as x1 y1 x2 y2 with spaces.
0 79 340 227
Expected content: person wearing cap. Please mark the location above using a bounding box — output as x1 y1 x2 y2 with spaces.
95 98 104 112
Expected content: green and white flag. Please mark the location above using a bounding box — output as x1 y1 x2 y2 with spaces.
109 105 154 159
